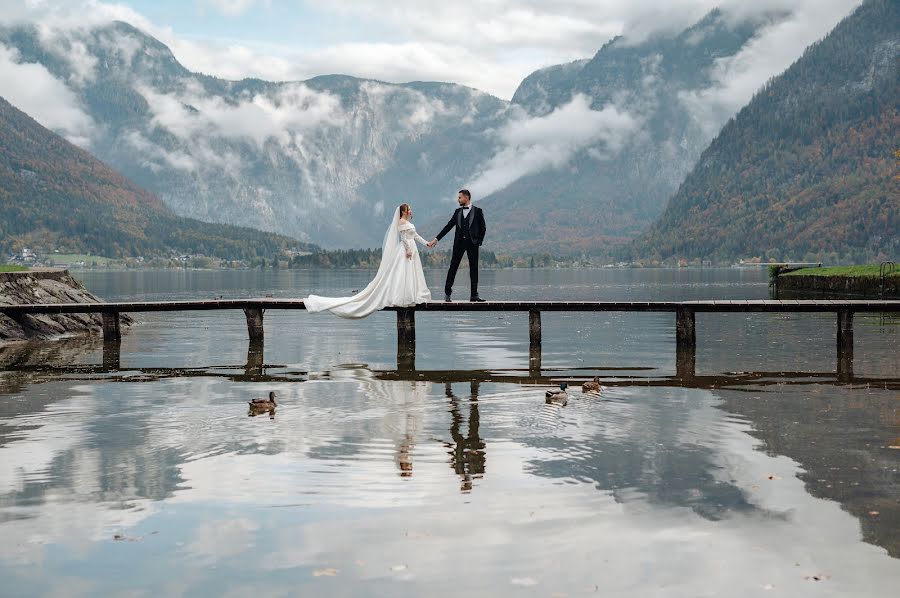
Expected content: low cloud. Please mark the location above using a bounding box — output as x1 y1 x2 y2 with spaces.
137 82 344 148
1 1 862 101
468 95 638 197
0 44 94 146
197 0 271 17
679 0 861 137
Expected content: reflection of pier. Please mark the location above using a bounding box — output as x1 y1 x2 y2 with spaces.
3 299 897 380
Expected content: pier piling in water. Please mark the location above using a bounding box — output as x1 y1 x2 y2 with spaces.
243 308 265 343
837 309 854 379
675 307 697 380
397 308 416 370
101 311 121 343
4 299 896 377
529 310 542 375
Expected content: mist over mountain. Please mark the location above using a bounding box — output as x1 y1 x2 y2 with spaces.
631 0 899 263
0 3 865 254
0 21 507 248
472 9 792 253
0 95 310 260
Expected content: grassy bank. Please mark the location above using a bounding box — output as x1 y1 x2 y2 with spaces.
0 264 29 272
782 265 899 278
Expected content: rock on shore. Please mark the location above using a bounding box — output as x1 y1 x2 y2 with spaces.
0 269 132 343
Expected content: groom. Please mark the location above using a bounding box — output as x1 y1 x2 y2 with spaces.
428 189 486 302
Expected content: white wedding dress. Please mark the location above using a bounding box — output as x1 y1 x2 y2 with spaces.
305 207 432 318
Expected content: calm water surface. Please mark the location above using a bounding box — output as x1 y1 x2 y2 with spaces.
1 268 898 597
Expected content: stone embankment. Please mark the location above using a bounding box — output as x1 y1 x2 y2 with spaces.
0 269 132 343
775 274 899 298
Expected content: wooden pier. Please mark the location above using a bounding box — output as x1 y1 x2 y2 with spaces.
2 299 899 380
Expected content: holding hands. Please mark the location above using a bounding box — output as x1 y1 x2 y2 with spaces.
427 238 437 248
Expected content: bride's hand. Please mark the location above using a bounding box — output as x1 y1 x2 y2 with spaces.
406 251 413 260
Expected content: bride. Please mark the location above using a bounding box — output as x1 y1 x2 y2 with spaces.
305 203 432 318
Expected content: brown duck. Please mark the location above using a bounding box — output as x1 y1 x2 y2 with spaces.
582 376 601 393
248 391 277 413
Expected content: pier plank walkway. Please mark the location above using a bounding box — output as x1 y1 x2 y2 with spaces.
2 299 898 379
3 298 899 314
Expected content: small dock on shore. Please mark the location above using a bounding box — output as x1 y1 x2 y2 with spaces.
2 298 899 380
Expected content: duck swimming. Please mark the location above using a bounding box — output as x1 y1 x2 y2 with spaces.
248 391 277 412
582 376 601 393
545 382 568 406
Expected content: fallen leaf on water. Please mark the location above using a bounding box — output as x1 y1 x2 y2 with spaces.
767 475 781 480
313 568 338 577
868 511 880 516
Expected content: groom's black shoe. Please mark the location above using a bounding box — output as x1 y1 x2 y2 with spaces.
444 294 452 302
470 296 486 302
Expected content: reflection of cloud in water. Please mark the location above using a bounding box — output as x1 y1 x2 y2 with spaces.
1 369 898 594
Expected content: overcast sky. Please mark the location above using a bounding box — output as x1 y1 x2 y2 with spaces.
1 0 861 99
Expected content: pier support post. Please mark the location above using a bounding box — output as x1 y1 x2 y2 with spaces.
837 309 853 380
102 339 120 371
245 339 264 378
529 310 542 377
101 312 121 343
397 308 416 371
243 308 264 343
675 307 696 381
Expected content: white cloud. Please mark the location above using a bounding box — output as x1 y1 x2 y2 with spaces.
0 44 94 146
0 0 862 102
679 0 862 138
197 0 271 17
468 95 639 197
136 82 344 148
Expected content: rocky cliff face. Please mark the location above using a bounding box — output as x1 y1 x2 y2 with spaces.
0 270 131 343
0 22 507 248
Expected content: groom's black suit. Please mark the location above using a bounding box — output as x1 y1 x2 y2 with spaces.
436 204 486 299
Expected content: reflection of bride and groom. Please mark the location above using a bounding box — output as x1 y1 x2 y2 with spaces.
305 189 486 318
396 381 485 492
346 370 485 491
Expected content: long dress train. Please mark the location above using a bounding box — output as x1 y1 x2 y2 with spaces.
305 210 431 318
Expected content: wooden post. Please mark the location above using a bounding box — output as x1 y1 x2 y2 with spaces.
245 339 264 377
529 310 541 377
675 307 696 381
243 307 264 343
837 309 853 380
101 311 121 343
397 308 416 370
102 339 120 370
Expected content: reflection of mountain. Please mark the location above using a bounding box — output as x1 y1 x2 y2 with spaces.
718 385 900 558
522 387 764 520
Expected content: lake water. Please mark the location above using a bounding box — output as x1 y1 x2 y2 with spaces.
1 268 898 597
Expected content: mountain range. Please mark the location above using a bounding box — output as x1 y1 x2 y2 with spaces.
0 9 811 252
481 9 784 253
0 95 310 260
0 3 894 261
631 0 899 262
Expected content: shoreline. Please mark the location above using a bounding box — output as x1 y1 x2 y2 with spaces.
773 265 900 299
